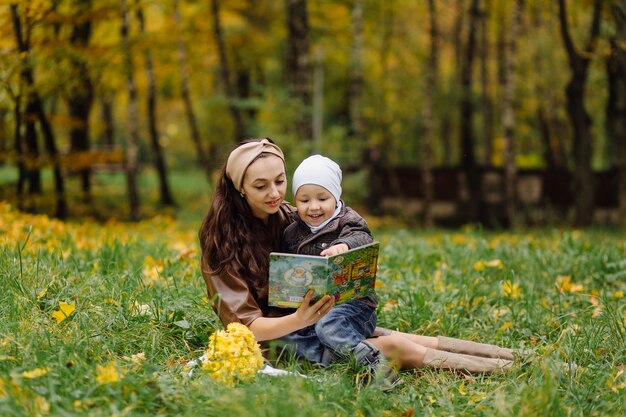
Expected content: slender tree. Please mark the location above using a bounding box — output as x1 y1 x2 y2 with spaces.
608 0 626 226
348 0 365 142
121 0 141 221
98 92 115 148
11 2 67 218
364 0 395 213
479 0 493 165
210 0 246 142
10 3 41 195
501 0 523 227
0 108 6 157
285 0 312 141
557 0 602 226
173 0 211 178
66 0 94 200
136 2 175 207
375 0 394 160
8 81 26 199
459 0 481 223
421 0 439 228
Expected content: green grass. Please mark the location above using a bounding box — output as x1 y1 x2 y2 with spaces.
0 164 213 229
1 166 625 416
1 204 625 416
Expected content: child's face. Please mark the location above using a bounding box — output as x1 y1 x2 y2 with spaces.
295 184 337 227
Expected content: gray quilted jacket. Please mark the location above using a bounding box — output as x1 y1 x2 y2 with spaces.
283 203 378 307
283 203 373 255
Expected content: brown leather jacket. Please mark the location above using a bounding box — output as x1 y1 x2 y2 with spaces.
201 204 296 326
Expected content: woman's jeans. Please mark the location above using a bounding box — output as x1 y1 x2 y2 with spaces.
277 299 377 365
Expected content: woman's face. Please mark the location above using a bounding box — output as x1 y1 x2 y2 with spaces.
241 155 286 222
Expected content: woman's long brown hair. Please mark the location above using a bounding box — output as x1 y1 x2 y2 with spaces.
198 143 286 283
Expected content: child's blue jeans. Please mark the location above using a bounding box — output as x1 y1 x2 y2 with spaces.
276 299 377 364
315 299 377 357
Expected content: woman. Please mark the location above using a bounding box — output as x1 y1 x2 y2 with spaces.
199 138 518 387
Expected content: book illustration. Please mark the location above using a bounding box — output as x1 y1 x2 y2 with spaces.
268 242 379 308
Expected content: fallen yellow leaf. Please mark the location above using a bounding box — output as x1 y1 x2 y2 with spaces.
51 301 75 323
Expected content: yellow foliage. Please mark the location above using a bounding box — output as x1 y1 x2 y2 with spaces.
96 361 124 384
20 368 50 379
555 275 584 294
474 259 503 271
500 280 521 299
142 256 164 284
51 301 75 324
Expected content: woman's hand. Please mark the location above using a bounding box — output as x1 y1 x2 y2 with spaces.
295 290 335 327
250 290 335 341
320 243 349 257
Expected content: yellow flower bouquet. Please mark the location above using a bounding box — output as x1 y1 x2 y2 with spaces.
201 323 264 385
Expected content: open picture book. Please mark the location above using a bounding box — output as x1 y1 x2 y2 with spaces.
268 242 379 308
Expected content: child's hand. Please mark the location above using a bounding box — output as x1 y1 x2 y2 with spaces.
320 243 349 257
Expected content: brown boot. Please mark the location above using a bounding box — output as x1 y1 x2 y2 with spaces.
437 336 521 361
423 348 513 374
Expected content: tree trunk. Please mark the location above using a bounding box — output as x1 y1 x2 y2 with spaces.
13 2 66 218
121 0 141 221
10 4 41 195
311 48 324 152
364 0 395 214
12 91 26 200
98 92 115 147
210 0 246 142
557 0 602 226
348 0 365 142
609 0 626 227
439 0 466 167
459 0 481 223
23 97 41 195
285 0 312 141
173 0 212 178
137 3 175 207
0 108 6 158
479 0 493 165
36 90 67 219
422 0 439 228
501 0 523 227
532 10 566 172
67 0 94 200
538 106 560 171
453 0 466 86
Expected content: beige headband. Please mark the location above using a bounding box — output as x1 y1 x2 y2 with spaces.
226 139 285 192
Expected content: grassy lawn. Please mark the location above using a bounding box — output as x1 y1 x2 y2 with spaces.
1 202 625 416
1 166 625 416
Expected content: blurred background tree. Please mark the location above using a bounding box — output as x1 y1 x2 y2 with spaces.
0 0 623 227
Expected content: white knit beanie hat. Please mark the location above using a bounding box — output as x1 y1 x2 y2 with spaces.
292 155 342 204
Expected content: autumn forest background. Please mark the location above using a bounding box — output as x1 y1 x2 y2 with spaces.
0 0 625 228
2 2 626 415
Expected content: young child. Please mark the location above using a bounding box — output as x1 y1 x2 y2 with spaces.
283 154 400 388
